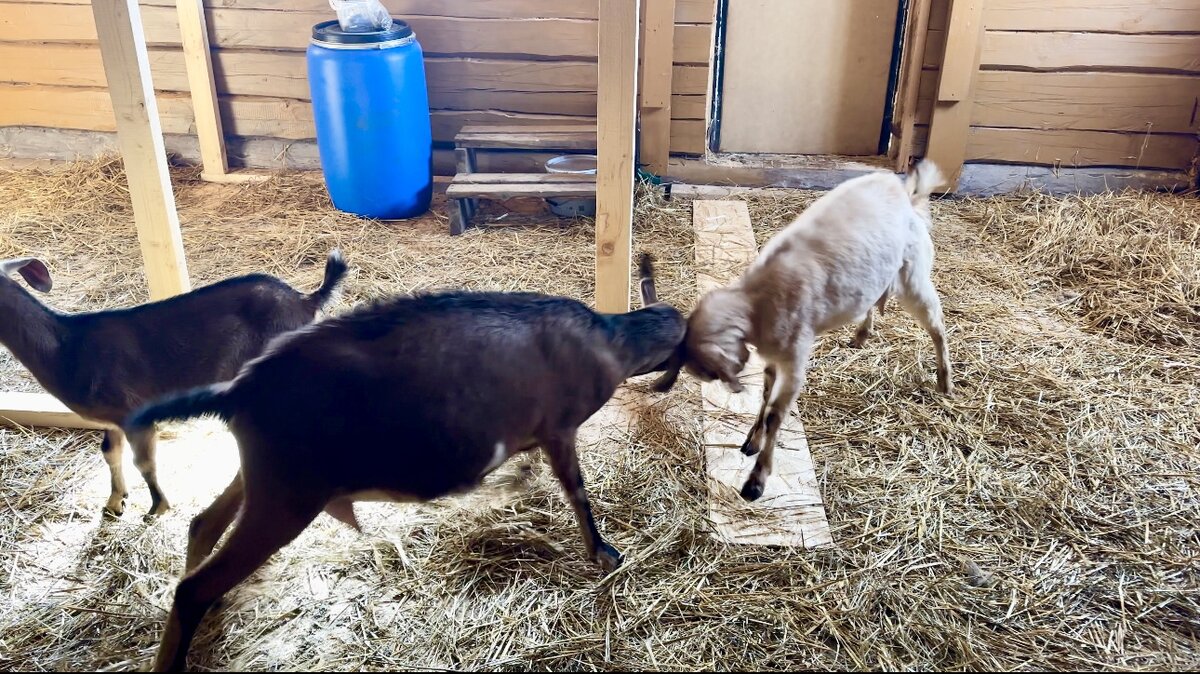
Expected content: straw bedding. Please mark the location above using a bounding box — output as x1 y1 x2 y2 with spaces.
0 159 1197 671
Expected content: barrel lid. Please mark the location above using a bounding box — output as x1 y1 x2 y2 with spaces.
311 19 413 45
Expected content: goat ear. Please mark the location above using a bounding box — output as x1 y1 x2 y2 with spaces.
720 369 744 393
1 258 52 293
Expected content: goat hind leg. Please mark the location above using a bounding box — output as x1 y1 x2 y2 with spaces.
153 494 319 672
897 275 953 395
186 472 245 573
128 426 170 519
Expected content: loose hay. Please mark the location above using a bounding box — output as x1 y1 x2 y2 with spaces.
0 160 1197 671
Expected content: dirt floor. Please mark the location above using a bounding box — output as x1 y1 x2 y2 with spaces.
0 160 1197 671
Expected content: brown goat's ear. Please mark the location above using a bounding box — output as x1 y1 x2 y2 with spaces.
719 369 744 394
1 258 52 293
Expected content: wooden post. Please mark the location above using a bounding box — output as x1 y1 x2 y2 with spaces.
92 0 190 299
924 0 985 192
639 0 676 175
595 0 642 313
891 0 934 171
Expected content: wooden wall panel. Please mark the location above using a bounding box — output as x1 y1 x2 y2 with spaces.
0 0 716 157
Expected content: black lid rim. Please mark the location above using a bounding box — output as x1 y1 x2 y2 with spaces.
312 18 414 45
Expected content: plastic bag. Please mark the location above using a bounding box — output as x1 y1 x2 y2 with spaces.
329 0 392 32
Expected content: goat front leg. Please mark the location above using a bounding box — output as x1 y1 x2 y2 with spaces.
543 433 622 573
127 426 170 519
740 363 777 456
741 340 810 502
154 492 320 672
101 428 129 516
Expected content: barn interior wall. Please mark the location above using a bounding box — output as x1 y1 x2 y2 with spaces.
0 0 715 164
911 0 1200 171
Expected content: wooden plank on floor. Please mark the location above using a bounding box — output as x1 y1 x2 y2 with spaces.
0 392 108 430
692 200 832 548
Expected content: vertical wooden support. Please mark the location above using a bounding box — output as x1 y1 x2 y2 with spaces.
176 0 228 181
595 0 642 314
92 0 190 300
924 0 985 192
891 0 934 171
639 0 676 175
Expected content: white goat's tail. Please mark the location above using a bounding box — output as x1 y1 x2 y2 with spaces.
905 159 944 206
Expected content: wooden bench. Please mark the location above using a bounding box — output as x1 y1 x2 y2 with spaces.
446 173 597 235
449 123 599 235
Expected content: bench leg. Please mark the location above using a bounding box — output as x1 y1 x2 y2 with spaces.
455 147 479 218
449 197 471 236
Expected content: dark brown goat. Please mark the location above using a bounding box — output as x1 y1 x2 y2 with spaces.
127 254 684 671
0 251 347 518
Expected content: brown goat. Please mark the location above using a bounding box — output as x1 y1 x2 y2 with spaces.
127 254 684 671
0 251 347 518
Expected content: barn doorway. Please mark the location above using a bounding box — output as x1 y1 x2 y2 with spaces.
712 0 907 157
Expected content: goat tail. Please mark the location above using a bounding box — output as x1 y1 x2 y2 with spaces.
308 248 349 310
126 382 236 431
638 252 658 307
905 159 944 207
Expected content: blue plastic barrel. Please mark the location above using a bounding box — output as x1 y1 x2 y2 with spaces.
307 19 432 219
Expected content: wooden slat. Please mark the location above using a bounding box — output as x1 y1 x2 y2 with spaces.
936 0 983 102
13 0 716 23
447 182 596 200
982 32 1200 74
91 0 190 300
594 0 640 314
639 0 677 173
925 0 985 191
966 127 1198 170
451 173 595 185
692 200 832 549
892 0 935 169
973 71 1200 134
0 392 109 430
983 0 1200 32
0 4 711 63
456 130 596 150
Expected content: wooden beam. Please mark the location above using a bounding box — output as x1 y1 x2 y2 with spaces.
91 0 190 299
692 200 832 548
924 0 985 192
594 0 641 314
0 392 108 431
639 0 676 175
176 0 226 179
891 0 934 170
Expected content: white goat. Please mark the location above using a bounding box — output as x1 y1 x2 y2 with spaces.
655 160 953 501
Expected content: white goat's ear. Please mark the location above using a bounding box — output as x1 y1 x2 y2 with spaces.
0 258 52 293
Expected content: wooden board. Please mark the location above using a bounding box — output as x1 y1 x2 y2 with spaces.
891 0 935 169
594 0 640 314
963 127 1198 170
175 0 230 180
0 4 712 63
91 0 190 300
717 0 901 155
924 0 985 191
13 0 717 23
639 0 678 174
692 200 832 549
982 32 1200 74
971 72 1200 134
0 392 109 430
983 0 1200 33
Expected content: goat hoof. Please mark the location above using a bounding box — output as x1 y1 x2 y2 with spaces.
740 477 765 502
103 497 127 518
740 439 760 457
594 542 624 574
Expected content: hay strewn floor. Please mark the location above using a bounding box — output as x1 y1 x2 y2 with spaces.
1 160 1197 671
